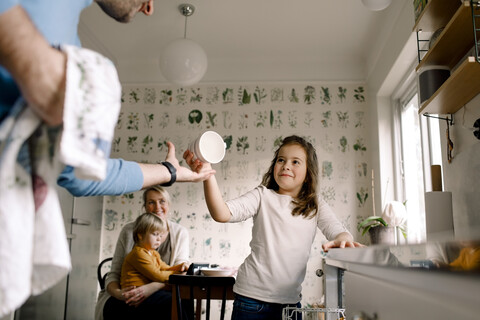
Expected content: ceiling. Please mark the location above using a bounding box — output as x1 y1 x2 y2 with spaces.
78 0 412 84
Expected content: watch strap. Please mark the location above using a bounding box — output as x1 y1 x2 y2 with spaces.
160 161 176 187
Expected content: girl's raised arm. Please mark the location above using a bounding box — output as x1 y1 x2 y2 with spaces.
203 175 232 222
183 150 232 222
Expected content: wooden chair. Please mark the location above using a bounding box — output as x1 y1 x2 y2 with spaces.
169 274 235 320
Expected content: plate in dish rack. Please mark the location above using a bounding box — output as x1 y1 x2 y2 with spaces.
201 268 233 277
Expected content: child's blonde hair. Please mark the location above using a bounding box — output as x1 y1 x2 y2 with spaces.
133 213 167 243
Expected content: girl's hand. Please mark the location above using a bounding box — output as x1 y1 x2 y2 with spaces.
183 149 212 173
322 232 366 252
322 239 365 252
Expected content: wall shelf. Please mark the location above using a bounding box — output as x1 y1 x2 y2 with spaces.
414 0 480 115
418 57 480 115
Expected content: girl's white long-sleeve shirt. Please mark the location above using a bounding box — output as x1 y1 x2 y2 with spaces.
226 185 349 304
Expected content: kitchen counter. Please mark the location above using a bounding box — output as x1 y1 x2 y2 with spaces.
323 240 480 320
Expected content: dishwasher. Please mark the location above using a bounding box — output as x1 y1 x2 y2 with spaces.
282 258 346 320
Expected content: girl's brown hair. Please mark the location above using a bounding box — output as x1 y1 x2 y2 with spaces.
261 135 319 218
133 213 167 243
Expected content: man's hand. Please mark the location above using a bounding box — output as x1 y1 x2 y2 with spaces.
165 141 215 182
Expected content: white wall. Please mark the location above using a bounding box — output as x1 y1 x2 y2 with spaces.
365 0 480 240
441 94 480 239
100 81 374 318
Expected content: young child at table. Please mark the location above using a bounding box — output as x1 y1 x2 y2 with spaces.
120 213 189 289
184 135 364 320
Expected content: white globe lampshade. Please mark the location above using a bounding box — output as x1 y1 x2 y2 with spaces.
160 38 207 86
361 0 392 11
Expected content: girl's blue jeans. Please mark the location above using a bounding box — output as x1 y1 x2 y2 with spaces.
231 294 301 320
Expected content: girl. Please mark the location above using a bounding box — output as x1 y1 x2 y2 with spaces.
184 135 363 320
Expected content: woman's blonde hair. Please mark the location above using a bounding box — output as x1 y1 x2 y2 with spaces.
261 135 319 219
133 213 167 243
142 185 171 208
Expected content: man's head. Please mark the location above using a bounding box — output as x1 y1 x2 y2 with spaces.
95 0 154 23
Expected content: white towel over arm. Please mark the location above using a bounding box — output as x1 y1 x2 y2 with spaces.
0 45 121 317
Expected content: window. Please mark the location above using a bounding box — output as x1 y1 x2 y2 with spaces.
393 72 443 243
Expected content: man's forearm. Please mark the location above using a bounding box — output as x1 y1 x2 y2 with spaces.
0 5 66 125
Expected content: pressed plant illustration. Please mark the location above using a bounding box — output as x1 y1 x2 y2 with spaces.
143 113 154 129
356 187 369 207
222 111 233 129
222 88 234 104
289 88 299 103
353 137 367 154
339 136 348 152
322 161 333 179
206 87 219 105
190 88 203 103
254 111 268 127
141 134 153 154
336 111 349 128
269 109 283 129
321 110 332 127
143 88 156 104
288 110 298 128
321 86 331 105
129 89 140 103
254 86 267 104
337 86 347 103
188 109 203 124
238 113 249 130
205 111 218 127
304 85 316 104
355 111 365 128
126 112 139 131
271 88 283 102
237 87 251 105
304 111 314 127
236 136 250 154
159 89 172 105
354 86 365 102
127 136 138 153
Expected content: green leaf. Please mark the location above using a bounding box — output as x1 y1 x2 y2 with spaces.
357 216 388 232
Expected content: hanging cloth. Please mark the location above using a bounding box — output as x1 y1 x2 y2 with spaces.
0 45 121 317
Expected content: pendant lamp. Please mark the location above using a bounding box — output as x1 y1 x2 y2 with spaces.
159 4 207 86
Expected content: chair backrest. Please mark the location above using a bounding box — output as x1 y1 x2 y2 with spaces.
169 274 235 320
97 257 113 290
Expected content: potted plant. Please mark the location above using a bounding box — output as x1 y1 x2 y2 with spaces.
357 201 407 245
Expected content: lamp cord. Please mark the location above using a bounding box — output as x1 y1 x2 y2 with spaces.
184 15 188 39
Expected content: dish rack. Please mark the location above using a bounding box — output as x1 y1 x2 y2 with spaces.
282 307 346 320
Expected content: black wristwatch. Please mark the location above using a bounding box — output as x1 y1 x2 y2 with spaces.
160 161 176 187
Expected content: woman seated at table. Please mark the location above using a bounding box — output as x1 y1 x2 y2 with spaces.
95 186 190 320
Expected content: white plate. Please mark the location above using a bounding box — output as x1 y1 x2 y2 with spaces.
201 268 233 277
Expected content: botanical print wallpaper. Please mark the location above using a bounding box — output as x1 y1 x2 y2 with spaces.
100 81 372 317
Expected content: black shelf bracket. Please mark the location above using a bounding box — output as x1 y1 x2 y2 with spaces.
422 113 454 126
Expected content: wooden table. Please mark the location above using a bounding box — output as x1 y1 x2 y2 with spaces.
169 274 235 320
